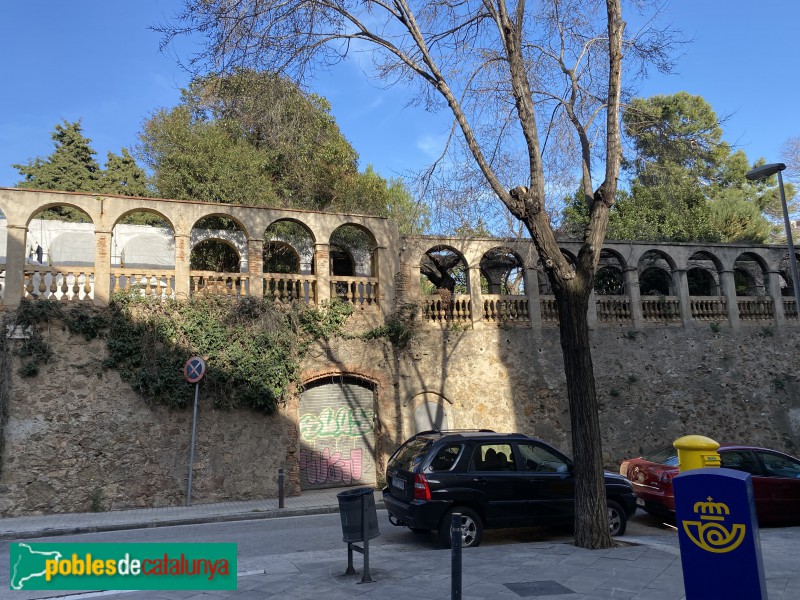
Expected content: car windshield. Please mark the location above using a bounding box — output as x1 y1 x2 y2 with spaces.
642 447 679 467
389 438 432 471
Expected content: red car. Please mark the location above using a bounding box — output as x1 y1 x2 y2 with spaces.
620 445 800 525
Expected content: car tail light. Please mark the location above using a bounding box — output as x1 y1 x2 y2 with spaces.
414 473 431 501
660 470 676 484
619 461 629 476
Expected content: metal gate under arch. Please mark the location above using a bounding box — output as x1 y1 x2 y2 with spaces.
298 377 377 490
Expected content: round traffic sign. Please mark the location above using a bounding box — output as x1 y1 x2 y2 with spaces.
184 356 206 383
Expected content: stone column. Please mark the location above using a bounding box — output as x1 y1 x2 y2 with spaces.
374 245 391 319
671 268 693 327
524 267 542 330
623 266 645 329
766 269 786 329
315 243 331 305
468 265 483 329
93 229 112 305
248 238 264 298
719 269 740 330
174 234 191 299
3 223 28 308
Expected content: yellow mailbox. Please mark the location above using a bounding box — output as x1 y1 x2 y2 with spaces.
673 435 721 472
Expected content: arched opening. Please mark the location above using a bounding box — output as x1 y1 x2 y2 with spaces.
637 250 679 323
24 205 95 301
263 220 316 304
190 215 247 297
420 245 470 323
593 251 629 323
733 252 772 322
111 210 175 299
687 268 717 296
329 224 378 306
298 375 377 490
480 247 528 325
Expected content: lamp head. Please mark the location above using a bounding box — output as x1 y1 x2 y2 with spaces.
745 163 787 181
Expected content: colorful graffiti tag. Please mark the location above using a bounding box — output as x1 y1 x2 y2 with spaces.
299 407 373 440
299 448 363 485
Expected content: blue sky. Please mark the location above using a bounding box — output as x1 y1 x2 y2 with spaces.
1 1 798 190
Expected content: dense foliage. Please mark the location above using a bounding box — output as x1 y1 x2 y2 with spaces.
14 121 149 202
563 93 796 243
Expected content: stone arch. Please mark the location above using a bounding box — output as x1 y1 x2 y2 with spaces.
479 247 526 295
190 216 247 273
778 253 800 296
405 391 454 434
638 250 677 296
264 219 315 275
329 223 377 277
111 210 175 269
733 252 769 296
686 251 722 296
420 245 469 295
594 249 627 295
26 205 94 266
298 374 378 490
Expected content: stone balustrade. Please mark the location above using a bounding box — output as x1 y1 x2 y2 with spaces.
1 187 800 332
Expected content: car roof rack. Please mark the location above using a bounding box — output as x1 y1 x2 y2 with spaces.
416 428 496 436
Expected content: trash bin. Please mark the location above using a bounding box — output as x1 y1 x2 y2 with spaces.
337 487 380 543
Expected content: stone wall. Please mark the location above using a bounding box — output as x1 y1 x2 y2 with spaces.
1 312 799 516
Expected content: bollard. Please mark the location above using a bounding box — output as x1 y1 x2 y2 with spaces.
451 512 462 600
278 468 285 509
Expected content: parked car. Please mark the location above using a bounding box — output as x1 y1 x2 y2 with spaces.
382 430 637 547
620 444 800 525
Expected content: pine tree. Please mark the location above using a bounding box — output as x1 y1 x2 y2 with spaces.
14 120 101 193
99 148 149 197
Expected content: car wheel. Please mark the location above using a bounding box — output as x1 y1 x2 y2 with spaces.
608 500 627 536
439 507 483 548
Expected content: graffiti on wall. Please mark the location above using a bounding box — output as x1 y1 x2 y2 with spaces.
299 407 372 440
298 447 363 485
299 383 376 489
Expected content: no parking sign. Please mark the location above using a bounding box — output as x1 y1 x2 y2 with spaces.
184 356 205 507
184 356 206 383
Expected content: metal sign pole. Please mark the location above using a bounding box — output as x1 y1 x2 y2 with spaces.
186 381 200 507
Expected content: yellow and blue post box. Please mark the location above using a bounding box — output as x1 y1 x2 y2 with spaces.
672 436 766 600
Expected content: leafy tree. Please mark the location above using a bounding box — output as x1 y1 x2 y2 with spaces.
138 70 424 232
563 93 790 244
159 0 674 548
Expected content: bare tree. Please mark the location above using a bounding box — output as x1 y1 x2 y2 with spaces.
783 136 800 181
160 0 673 548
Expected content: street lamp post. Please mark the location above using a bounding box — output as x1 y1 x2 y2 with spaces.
745 162 800 313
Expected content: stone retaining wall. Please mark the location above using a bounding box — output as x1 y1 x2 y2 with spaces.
1 315 798 516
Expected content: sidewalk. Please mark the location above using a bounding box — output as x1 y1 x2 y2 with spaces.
0 487 362 541
3 491 799 599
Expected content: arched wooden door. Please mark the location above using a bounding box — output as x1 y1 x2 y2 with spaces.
298 377 376 490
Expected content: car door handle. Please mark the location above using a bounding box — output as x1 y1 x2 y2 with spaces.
473 477 488 483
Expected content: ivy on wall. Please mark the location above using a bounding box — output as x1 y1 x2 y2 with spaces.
8 296 356 414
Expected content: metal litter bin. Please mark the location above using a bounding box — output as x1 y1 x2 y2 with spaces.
337 487 380 542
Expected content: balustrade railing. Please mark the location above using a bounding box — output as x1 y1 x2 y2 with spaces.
595 296 632 323
540 295 558 324
782 298 798 320
190 272 249 297
483 295 529 325
641 296 681 323
423 294 471 323
329 276 378 307
110 269 176 300
23 267 94 302
263 274 316 305
690 296 727 321
737 296 774 322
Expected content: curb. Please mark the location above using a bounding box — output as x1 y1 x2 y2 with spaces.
1 500 385 541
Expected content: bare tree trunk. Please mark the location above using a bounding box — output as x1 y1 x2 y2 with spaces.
555 283 612 549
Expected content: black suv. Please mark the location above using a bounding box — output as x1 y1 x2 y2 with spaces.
383 430 636 547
